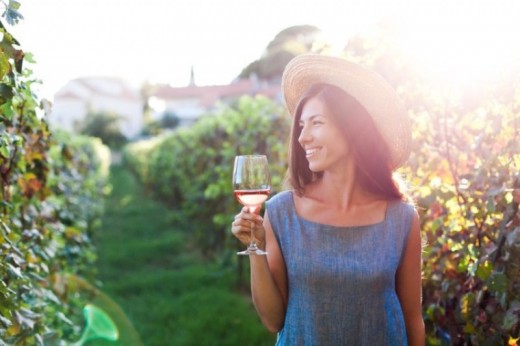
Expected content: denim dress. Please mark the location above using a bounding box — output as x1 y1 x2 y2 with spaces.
265 191 413 346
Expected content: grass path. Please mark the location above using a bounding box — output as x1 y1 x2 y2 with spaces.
94 166 275 345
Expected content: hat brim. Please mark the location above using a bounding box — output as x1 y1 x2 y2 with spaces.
281 54 411 169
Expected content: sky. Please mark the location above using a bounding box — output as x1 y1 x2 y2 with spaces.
7 0 520 100
9 0 379 99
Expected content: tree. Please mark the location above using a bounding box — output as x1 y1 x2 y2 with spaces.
141 111 180 137
160 111 180 129
77 111 127 149
238 25 327 81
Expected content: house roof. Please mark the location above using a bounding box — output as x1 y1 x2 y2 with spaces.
53 76 282 111
54 77 141 102
152 78 281 108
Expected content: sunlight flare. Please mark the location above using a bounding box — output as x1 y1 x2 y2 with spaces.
396 1 520 85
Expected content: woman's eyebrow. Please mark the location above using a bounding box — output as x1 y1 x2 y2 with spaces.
299 114 324 124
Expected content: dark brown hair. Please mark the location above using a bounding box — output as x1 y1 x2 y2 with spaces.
287 83 405 201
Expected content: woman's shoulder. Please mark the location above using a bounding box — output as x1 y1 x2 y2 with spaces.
387 199 418 233
266 190 293 208
265 191 295 230
391 198 417 214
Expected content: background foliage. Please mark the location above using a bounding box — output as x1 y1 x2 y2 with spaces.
0 4 110 344
238 25 327 82
351 25 520 345
405 74 520 345
124 96 290 260
77 111 127 149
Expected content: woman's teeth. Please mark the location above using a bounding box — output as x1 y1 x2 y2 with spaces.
306 148 320 156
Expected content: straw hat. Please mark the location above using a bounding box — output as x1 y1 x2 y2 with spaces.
281 53 411 169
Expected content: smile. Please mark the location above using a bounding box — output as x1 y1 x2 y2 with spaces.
305 147 321 157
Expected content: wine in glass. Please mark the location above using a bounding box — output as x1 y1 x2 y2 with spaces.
232 155 271 255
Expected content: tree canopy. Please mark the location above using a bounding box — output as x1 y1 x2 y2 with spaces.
238 25 327 81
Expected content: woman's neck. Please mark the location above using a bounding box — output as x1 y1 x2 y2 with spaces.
305 167 381 212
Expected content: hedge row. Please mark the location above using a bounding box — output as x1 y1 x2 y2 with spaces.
1 127 110 344
1 12 110 345
123 96 290 258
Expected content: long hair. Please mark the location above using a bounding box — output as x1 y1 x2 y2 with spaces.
287 83 405 201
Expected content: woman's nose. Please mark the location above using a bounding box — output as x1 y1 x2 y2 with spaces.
298 126 311 144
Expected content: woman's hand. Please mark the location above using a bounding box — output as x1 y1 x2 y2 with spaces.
231 207 266 249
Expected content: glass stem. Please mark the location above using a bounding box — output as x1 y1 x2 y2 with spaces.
248 206 258 250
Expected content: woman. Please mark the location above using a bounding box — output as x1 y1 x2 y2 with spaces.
231 54 424 345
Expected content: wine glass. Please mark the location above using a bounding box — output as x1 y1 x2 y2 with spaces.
232 155 271 255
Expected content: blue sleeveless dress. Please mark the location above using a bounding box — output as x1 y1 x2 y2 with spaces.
265 191 414 346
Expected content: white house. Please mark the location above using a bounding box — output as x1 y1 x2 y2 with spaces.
48 75 282 137
49 77 144 139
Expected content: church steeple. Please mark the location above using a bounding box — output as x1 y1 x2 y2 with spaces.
189 65 196 86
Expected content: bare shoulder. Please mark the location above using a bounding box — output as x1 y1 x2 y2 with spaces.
405 206 422 252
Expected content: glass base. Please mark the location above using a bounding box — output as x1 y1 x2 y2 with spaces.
237 244 268 256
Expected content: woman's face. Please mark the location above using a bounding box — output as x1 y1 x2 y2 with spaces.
297 96 352 173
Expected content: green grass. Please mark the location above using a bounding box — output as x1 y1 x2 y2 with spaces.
93 166 275 345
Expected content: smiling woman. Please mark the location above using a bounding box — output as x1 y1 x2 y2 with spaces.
396 1 520 87
231 53 425 345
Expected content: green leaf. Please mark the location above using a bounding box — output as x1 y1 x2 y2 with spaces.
460 292 475 320
0 220 11 234
502 301 520 331
486 196 496 212
0 314 12 327
9 0 22 11
0 99 14 120
0 83 14 100
463 322 477 334
488 272 507 293
475 260 493 280
6 263 22 279
14 308 38 330
0 54 10 80
0 142 10 158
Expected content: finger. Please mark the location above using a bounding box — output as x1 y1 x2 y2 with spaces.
231 225 253 243
231 227 249 241
234 207 253 218
231 220 248 233
234 212 263 224
231 218 253 232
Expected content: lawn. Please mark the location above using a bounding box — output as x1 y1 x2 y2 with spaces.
93 165 276 345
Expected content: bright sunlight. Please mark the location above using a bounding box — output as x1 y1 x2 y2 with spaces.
395 1 520 86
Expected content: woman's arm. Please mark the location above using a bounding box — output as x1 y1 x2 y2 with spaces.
396 209 425 346
232 208 288 332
